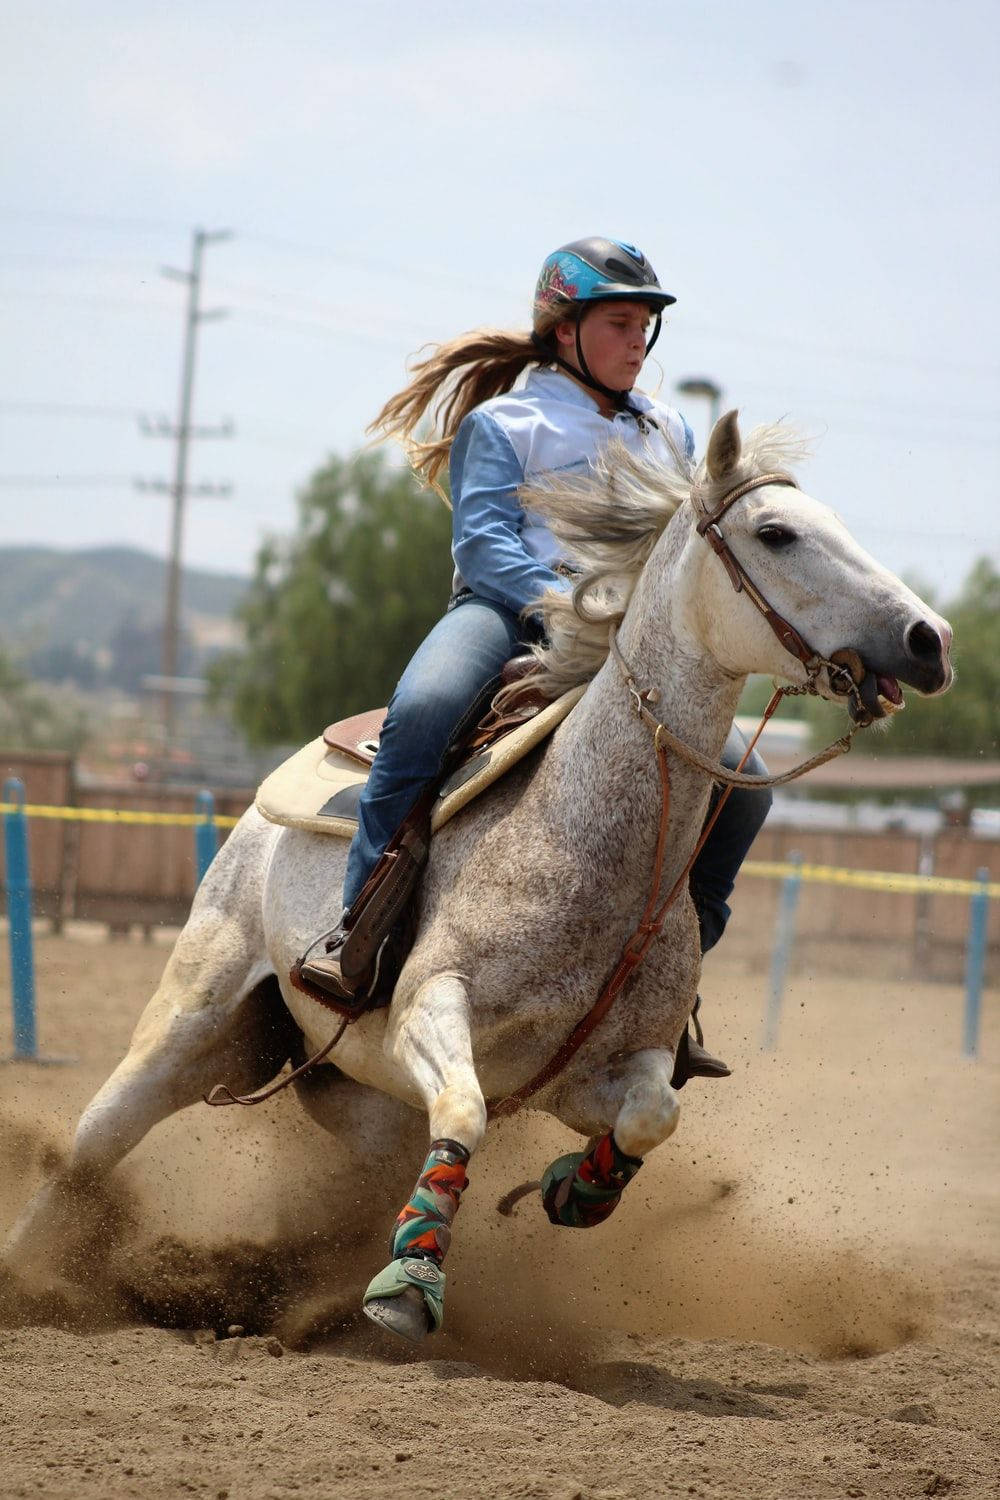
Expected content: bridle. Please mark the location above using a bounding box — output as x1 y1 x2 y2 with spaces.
488 469 868 1119
694 471 870 708
212 471 876 1120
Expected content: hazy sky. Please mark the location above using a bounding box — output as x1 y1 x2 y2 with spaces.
2 0 997 604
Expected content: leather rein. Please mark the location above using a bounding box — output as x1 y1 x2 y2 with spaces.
488 471 863 1118
214 471 870 1119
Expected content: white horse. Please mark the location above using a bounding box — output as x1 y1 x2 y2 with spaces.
4 412 952 1342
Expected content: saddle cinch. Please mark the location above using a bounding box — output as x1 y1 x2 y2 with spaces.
255 662 584 840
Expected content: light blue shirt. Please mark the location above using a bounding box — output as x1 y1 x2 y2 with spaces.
449 367 695 615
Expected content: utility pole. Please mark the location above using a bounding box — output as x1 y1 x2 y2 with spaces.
138 227 233 763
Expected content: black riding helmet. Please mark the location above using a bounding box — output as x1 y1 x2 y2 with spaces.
532 237 676 408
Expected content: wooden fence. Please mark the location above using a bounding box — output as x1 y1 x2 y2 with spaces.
1 751 251 933
720 825 998 980
2 750 997 979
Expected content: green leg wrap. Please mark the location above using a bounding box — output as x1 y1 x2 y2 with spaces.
541 1131 643 1228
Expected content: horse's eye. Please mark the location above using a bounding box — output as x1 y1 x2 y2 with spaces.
757 524 796 549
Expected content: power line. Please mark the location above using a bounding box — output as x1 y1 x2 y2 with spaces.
4 384 1000 440
0 399 143 420
3 399 1000 455
727 383 1000 424
0 474 135 487
2 221 996 382
238 230 514 298
0 399 336 454
0 205 179 234
0 254 145 274
237 235 1000 378
840 523 1000 550
0 288 179 314
214 277 438 339
0 285 437 350
681 317 1000 380
782 419 1000 449
230 305 431 352
2 198 997 380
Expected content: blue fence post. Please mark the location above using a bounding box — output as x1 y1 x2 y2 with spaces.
763 850 803 1052
2 777 38 1060
962 867 990 1060
195 789 218 887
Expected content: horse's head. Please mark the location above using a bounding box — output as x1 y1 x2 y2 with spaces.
684 411 953 720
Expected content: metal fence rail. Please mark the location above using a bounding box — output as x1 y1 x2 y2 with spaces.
1 783 994 1065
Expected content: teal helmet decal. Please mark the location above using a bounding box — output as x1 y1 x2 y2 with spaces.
532 236 676 408
533 236 676 328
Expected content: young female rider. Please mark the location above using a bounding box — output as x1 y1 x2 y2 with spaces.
298 237 771 1082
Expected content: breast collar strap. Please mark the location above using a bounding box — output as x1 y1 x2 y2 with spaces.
695 472 817 670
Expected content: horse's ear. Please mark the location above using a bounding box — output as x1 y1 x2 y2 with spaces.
706 409 741 482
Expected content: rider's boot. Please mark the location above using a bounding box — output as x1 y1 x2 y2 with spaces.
671 995 731 1089
291 795 435 1016
293 910 368 1011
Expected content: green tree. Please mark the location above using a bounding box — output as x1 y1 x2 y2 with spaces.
738 672 810 720
801 556 1000 759
0 649 91 752
211 449 454 745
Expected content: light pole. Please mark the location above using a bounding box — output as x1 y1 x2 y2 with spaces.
676 377 723 452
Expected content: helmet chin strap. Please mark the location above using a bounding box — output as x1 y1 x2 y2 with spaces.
551 308 663 412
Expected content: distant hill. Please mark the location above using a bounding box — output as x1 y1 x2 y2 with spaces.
0 545 248 686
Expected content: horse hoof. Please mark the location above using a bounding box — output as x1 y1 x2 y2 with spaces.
363 1286 432 1344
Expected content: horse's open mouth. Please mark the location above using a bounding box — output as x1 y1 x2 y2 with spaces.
828 649 905 724
857 671 905 723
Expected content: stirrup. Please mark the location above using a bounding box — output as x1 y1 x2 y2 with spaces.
295 788 436 1010
670 996 732 1089
291 916 383 1018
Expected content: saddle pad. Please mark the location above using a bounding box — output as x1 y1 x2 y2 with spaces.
255 684 585 839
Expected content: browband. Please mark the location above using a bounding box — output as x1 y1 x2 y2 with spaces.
695 472 798 535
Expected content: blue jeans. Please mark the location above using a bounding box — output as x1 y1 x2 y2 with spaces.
343 595 772 951
343 594 529 906
689 726 772 953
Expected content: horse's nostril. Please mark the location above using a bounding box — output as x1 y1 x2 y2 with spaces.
907 620 941 661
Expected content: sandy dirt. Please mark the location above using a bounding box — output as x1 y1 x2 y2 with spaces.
1 925 998 1500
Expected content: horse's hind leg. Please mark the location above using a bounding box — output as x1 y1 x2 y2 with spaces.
5 972 297 1300
4 812 297 1295
362 971 484 1344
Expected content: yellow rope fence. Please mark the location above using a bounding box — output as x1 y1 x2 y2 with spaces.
1 801 997 896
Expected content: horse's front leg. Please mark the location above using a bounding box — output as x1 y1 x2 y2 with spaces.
542 1048 679 1228
362 970 483 1344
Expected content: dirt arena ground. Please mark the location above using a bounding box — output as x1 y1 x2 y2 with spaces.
1 925 998 1500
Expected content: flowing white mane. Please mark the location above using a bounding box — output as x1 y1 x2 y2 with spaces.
517 422 814 699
